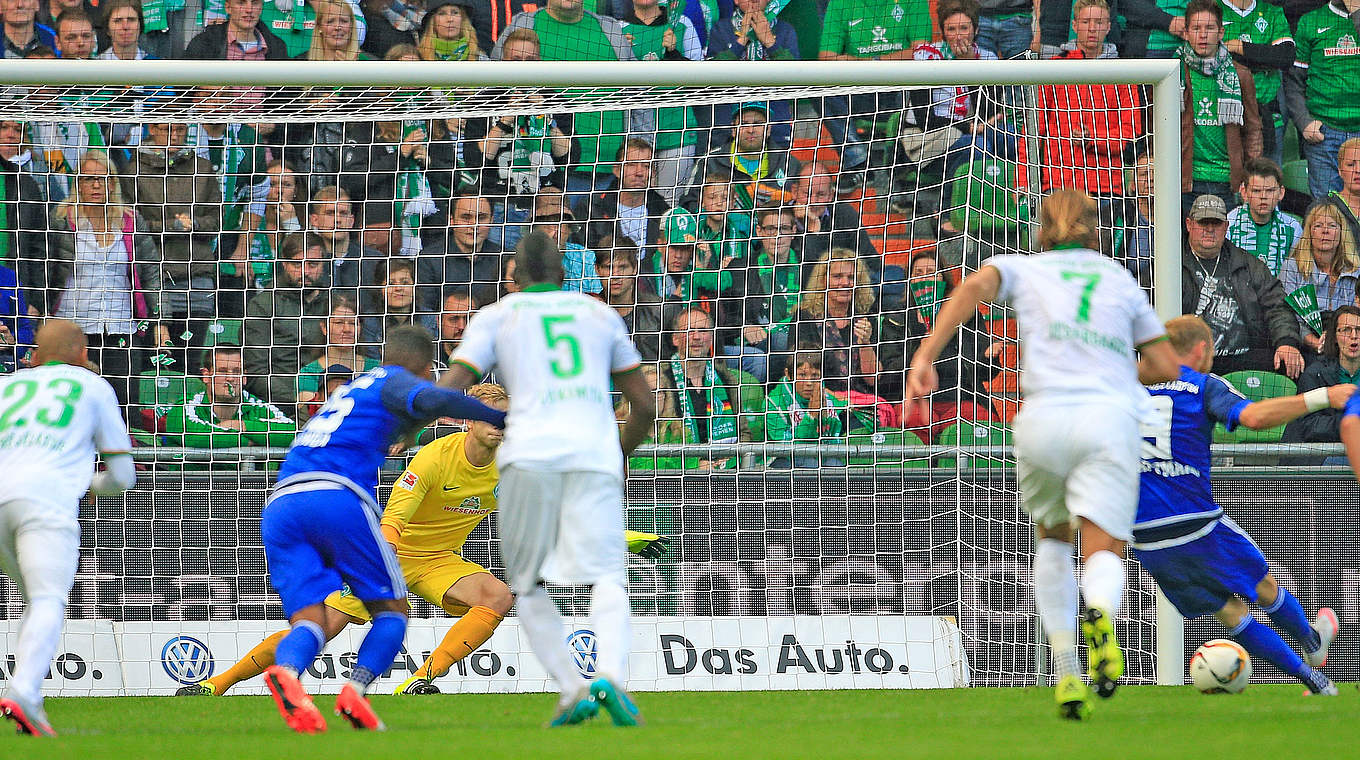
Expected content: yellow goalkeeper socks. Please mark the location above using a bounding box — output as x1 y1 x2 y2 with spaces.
206 629 287 694
414 606 503 680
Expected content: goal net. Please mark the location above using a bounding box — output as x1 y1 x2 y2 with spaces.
0 59 1190 694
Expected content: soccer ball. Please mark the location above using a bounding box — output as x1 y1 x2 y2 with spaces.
1189 639 1252 693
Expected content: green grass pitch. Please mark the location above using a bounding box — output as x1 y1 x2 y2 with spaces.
8 685 1356 759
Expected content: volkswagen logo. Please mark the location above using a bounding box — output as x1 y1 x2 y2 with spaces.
567 629 597 678
161 636 215 685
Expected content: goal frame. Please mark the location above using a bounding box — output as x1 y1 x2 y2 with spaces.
0 58 1186 686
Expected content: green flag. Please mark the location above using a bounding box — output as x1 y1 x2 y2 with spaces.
1284 283 1324 336
910 279 947 329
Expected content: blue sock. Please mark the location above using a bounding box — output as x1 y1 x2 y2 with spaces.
352 611 407 692
274 620 325 675
1226 616 1328 691
1262 587 1321 654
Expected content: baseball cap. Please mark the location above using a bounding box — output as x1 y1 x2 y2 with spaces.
660 208 698 245
736 101 769 118
324 363 356 382
1188 194 1228 222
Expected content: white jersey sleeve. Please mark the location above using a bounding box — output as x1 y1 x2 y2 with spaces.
1127 288 1166 348
92 378 133 454
450 306 504 379
610 311 643 374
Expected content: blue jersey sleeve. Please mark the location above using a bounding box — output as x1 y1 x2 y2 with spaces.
1344 387 1360 419
410 386 506 428
378 367 425 422
1204 374 1251 432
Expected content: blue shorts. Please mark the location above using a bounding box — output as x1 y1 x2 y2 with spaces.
1133 517 1269 619
260 483 406 618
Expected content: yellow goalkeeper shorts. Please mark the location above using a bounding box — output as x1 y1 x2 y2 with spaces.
324 550 490 621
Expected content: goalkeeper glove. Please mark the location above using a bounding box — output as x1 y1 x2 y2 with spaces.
624 530 671 560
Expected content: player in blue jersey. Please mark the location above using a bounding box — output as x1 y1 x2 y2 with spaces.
259 326 506 733
1138 316 1345 695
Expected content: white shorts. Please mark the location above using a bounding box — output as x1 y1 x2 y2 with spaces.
497 465 626 590
0 498 80 602
1013 402 1140 542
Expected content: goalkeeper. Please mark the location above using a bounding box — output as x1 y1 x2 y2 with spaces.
178 382 669 697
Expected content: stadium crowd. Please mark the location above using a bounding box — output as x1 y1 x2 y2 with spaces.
0 0 1358 462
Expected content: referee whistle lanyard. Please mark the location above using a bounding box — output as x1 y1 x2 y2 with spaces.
670 356 739 445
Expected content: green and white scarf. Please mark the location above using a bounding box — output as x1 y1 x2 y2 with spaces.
1284 283 1324 336
1180 43 1244 126
671 355 739 444
395 121 436 255
430 35 473 61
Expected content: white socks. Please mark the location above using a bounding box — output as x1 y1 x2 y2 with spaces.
9 596 65 704
1034 539 1079 678
1081 550 1126 617
589 578 631 685
517 585 584 701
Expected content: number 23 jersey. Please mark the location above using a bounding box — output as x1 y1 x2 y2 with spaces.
986 250 1165 412
452 288 641 476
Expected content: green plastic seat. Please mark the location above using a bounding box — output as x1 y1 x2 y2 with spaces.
847 428 927 469
938 421 1014 469
1213 370 1297 443
201 318 243 347
1282 160 1310 197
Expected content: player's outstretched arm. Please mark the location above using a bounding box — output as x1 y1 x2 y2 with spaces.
1135 338 1181 385
905 266 1000 403
410 385 507 428
436 362 480 392
615 367 657 456
90 453 136 496
1238 384 1357 430
625 530 670 559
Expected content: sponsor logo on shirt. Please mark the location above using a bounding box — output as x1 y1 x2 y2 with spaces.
444 496 492 515
1254 16 1268 33
398 471 419 490
1325 33 1360 56
892 3 904 22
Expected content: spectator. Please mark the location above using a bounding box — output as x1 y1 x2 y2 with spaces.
1226 156 1303 276
0 119 51 310
750 205 804 331
1179 0 1263 213
687 177 768 382
765 351 876 453
879 249 994 430
492 0 654 197
181 0 290 61
1279 201 1360 352
1104 146 1156 286
530 193 599 293
339 120 438 255
308 187 381 295
307 0 373 60
0 261 33 372
27 37 110 202
36 0 85 30
792 247 880 396
165 344 297 449
694 171 749 266
243 232 330 404
1328 137 1360 241
977 0 1035 60
644 207 699 302
1285 305 1360 441
587 138 672 257
1220 0 1295 166
358 199 400 258
360 257 434 356
659 307 763 469
434 288 476 366
0 118 58 204
359 0 419 59
1285 0 1360 199
254 0 324 59
1182 193 1304 377
53 8 95 58
682 102 796 217
1037 0 1143 198
416 193 503 310
117 122 222 376
241 159 304 291
706 0 799 147
595 242 670 362
48 149 163 406
418 0 485 60
1110 0 1187 60
818 0 931 167
295 296 379 415
3 0 57 58
620 0 702 203
788 162 879 274
97 0 152 60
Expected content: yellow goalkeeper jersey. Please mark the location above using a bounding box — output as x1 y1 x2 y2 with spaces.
381 431 498 555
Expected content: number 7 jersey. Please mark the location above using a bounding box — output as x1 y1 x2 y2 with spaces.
0 363 131 518
986 250 1165 412
452 287 642 476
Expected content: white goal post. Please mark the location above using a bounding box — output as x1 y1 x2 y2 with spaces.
0 58 1187 691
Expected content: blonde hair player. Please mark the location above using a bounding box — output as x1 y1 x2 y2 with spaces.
905 189 1181 720
177 382 669 698
0 320 137 737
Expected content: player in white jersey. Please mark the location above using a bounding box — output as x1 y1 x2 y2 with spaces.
905 190 1181 720
0 321 136 737
441 231 656 727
